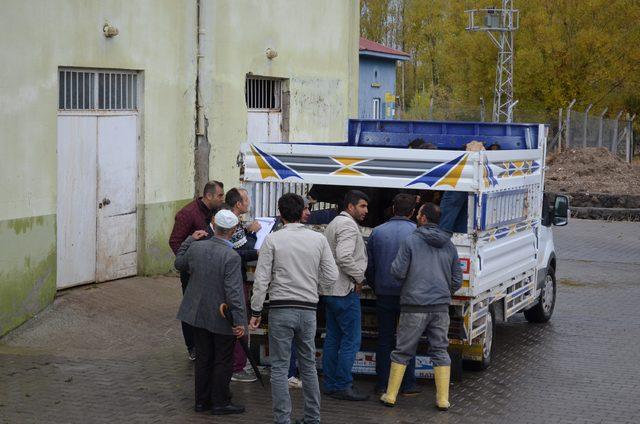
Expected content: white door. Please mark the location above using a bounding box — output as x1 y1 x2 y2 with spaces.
56 115 98 289
96 115 138 282
56 114 138 288
247 111 282 143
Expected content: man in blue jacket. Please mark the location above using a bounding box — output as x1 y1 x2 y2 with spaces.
380 203 462 410
366 194 421 397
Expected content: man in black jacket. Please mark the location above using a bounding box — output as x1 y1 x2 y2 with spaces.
175 209 247 415
380 203 462 410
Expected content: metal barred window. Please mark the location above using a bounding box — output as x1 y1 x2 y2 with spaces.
59 69 138 111
245 76 282 111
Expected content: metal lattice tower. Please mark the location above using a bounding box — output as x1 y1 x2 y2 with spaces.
466 1 519 122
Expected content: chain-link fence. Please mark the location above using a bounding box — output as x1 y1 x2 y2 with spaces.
556 106 635 161
400 98 636 162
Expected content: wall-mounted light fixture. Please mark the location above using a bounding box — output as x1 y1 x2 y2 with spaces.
266 48 278 60
103 23 119 38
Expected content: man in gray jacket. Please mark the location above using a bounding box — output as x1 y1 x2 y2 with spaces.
250 193 338 424
175 209 247 416
380 202 462 410
320 190 369 401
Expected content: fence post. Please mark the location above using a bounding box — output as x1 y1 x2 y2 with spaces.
507 100 519 123
565 99 576 149
597 107 608 147
631 114 637 160
625 113 636 163
557 107 563 153
611 110 624 155
582 104 593 148
428 97 434 120
480 97 485 122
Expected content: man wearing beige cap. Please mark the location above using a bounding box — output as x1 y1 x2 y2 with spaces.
175 209 247 416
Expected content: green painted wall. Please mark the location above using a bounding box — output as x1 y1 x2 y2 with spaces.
0 0 360 336
0 0 198 222
0 1 198 336
139 199 191 276
0 215 56 336
201 0 360 189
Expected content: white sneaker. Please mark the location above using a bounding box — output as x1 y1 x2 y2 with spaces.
232 370 257 383
288 376 303 389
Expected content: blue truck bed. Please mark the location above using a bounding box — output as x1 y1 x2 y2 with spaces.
347 119 542 150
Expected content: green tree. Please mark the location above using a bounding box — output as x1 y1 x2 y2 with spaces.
360 0 640 121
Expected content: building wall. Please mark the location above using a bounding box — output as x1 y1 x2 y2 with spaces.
0 0 360 336
358 56 397 119
0 0 198 336
201 0 360 190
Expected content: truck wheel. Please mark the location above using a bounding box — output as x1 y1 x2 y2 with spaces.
524 268 556 323
463 305 495 371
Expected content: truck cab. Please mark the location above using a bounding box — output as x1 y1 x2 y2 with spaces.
239 118 570 378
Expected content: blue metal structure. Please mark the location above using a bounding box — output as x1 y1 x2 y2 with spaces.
347 119 541 150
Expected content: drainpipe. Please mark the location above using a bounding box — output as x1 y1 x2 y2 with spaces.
194 0 210 197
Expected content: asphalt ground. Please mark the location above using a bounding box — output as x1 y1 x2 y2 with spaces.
1 219 639 423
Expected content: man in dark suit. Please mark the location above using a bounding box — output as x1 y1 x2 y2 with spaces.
169 180 225 360
175 209 247 416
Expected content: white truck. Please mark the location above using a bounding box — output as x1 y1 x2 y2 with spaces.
239 119 569 378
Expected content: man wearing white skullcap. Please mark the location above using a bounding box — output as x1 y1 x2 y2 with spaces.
175 208 247 416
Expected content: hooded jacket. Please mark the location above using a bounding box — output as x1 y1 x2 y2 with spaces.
365 217 417 296
391 224 463 312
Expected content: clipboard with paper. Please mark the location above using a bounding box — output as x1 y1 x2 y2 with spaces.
253 217 277 250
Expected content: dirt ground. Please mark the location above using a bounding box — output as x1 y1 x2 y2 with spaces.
545 147 640 195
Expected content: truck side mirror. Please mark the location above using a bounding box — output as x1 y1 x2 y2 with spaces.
553 195 570 226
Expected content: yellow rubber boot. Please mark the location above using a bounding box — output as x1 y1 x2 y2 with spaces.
380 362 407 407
433 366 451 410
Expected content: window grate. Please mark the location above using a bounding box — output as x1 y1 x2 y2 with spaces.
59 69 138 111
245 76 282 110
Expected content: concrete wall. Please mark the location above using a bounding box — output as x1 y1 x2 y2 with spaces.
358 56 396 119
201 0 360 189
0 0 198 335
0 0 359 336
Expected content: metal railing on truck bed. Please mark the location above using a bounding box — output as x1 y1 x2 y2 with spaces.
347 119 540 149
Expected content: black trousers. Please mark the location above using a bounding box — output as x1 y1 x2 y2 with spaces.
193 327 236 407
180 271 195 350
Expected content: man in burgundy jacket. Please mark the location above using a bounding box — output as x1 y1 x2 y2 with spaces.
169 180 225 360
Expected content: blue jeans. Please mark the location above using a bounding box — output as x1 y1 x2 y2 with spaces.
269 309 320 424
288 342 297 378
321 292 361 392
375 295 416 392
439 191 468 233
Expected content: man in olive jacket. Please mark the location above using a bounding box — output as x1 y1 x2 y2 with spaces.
380 203 462 411
175 209 247 416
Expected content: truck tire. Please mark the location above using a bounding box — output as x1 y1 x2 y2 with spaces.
463 305 495 371
524 268 556 323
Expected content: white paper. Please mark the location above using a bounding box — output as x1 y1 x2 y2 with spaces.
253 217 277 250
